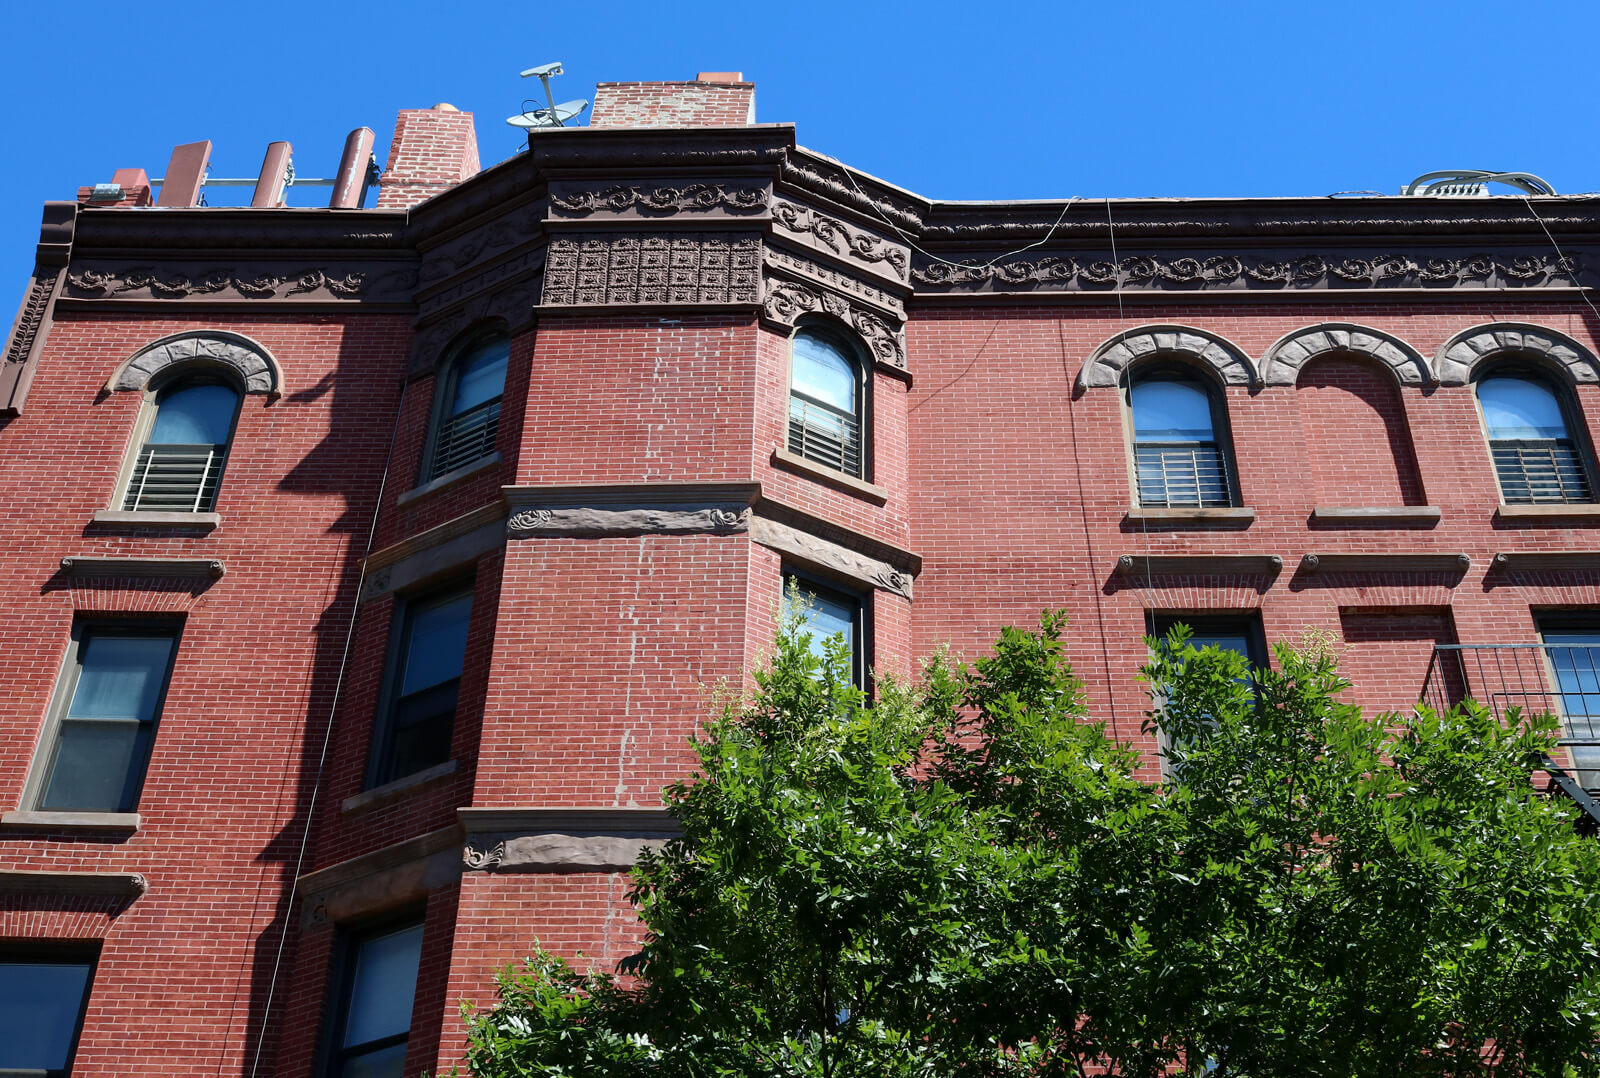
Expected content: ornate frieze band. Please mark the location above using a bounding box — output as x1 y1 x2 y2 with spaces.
63 263 419 304
550 181 767 218
542 233 761 307
909 250 1583 294
762 277 907 370
505 483 760 538
771 199 908 281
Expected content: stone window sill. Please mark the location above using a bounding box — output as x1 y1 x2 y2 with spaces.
91 510 220 533
1496 503 1600 521
771 447 889 506
0 810 141 833
1311 505 1442 525
1124 506 1254 525
341 759 459 816
396 454 501 508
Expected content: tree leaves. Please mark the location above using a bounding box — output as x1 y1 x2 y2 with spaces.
458 613 1600 1078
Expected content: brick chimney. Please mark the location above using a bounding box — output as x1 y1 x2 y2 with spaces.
589 72 755 128
376 104 481 210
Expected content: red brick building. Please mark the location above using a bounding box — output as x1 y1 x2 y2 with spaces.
2 70 1599 1075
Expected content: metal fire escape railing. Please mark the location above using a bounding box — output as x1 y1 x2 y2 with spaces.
1419 644 1600 825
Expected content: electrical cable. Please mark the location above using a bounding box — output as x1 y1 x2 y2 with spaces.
247 376 411 1078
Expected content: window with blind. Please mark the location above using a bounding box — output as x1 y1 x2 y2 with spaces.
325 919 423 1078
427 332 509 482
1129 373 1237 508
369 584 474 787
31 622 181 813
788 329 865 479
1477 372 1596 504
121 378 241 513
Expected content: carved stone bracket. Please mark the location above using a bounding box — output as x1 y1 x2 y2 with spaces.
107 331 284 396
542 233 761 307
771 199 908 281
761 278 907 370
1435 323 1600 385
1261 323 1432 387
910 250 1583 295
65 263 418 304
504 482 760 539
550 181 767 218
1081 326 1255 389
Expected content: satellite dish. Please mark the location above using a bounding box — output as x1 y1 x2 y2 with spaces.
507 99 590 129
507 61 587 129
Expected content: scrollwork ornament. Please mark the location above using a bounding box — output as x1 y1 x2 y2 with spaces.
708 507 747 530
65 266 374 300
507 508 555 535
463 841 506 871
553 183 765 216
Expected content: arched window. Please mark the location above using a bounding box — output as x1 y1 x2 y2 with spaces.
788 328 865 479
428 331 509 482
121 376 242 513
1129 371 1236 508
1476 372 1595 504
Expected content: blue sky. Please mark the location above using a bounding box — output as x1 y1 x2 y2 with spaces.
1 1 1596 295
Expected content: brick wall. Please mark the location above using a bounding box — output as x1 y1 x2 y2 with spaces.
589 79 755 128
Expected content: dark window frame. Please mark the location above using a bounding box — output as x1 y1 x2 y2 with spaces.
366 580 475 790
1474 362 1599 505
26 618 184 814
782 568 869 692
1126 363 1240 509
1534 610 1600 789
1146 612 1268 670
421 326 510 484
319 909 425 1078
786 323 871 482
0 940 100 1078
118 368 244 514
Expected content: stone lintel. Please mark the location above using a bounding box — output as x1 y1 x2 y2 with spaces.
0 868 147 897
459 806 682 874
60 556 224 580
504 482 760 538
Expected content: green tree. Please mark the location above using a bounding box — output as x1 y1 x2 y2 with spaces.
457 610 1600 1077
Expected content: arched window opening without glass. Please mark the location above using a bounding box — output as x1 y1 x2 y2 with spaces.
1130 374 1235 508
788 329 864 479
429 333 509 482
122 379 242 513
1477 373 1595 504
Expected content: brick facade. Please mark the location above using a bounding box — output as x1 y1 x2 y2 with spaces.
2 73 1598 1075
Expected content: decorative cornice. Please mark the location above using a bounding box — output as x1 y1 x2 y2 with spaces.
551 182 767 217
0 262 61 414
4 267 53 369
780 154 925 233
60 556 224 579
762 278 906 370
771 199 908 280
911 250 1583 295
504 482 759 538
